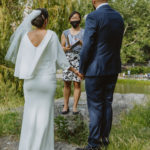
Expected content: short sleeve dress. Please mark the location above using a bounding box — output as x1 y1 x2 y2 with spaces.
62 28 84 82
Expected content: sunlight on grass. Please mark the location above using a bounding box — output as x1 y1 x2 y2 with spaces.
108 102 150 150
0 76 150 149
54 101 150 149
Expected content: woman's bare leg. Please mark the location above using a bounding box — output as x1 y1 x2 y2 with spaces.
63 81 72 111
73 81 81 112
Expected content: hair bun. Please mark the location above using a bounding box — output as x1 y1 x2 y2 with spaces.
31 8 48 28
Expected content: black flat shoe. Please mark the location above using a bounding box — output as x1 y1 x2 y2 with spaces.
73 111 80 115
102 137 110 147
61 108 70 115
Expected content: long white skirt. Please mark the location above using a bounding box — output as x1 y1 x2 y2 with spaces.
18 75 56 150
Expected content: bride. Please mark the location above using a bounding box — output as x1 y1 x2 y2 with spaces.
5 8 82 150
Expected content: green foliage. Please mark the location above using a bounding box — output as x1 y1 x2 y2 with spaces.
0 0 93 67
55 79 85 98
1 101 150 149
109 0 150 64
54 116 70 139
0 112 21 136
109 102 150 150
117 79 150 85
0 78 150 149
0 65 24 97
1 0 150 67
0 0 25 66
124 66 150 74
32 0 93 38
54 101 150 150
115 79 150 94
55 115 88 145
0 1 150 148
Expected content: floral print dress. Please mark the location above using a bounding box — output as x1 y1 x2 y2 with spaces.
63 28 84 82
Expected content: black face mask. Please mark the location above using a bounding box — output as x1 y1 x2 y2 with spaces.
70 20 80 28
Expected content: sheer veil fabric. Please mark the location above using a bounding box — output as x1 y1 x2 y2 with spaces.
5 9 71 150
5 10 41 64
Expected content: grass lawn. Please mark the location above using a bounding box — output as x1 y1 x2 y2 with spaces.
54 101 150 150
0 78 150 149
0 111 21 137
0 78 85 136
109 102 150 150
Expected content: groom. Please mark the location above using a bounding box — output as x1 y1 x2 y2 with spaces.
77 0 124 150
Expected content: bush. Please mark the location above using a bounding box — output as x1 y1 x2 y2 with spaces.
0 65 23 96
124 66 150 74
55 115 88 145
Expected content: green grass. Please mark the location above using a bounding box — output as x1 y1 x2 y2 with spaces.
55 115 89 145
115 79 150 94
54 101 150 150
0 77 149 111
0 111 21 136
0 78 85 110
55 79 85 99
0 79 23 136
0 78 150 150
1 100 150 149
108 102 150 150
117 78 150 85
0 78 85 137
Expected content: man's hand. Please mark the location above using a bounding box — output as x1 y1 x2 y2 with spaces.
78 72 84 80
69 67 84 80
64 46 71 52
79 40 83 46
75 71 84 80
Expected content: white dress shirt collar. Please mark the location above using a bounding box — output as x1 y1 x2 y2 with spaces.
96 3 109 10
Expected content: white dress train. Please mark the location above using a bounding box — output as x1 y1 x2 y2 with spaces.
14 30 70 150
19 75 56 150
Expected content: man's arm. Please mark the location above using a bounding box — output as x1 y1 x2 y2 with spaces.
79 13 97 75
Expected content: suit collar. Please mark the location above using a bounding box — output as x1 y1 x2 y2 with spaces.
96 3 108 10
96 4 110 10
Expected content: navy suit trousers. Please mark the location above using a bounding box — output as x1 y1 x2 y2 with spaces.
85 74 118 147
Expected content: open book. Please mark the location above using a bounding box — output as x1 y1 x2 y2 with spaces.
66 35 80 50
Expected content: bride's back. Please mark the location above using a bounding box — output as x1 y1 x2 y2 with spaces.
27 8 49 47
7 8 70 80
28 30 47 47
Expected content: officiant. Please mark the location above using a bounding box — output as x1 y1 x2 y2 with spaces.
61 11 84 115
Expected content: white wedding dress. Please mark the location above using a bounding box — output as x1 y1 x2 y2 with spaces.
13 30 70 150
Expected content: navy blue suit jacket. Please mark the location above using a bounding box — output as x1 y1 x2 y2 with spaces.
79 5 124 76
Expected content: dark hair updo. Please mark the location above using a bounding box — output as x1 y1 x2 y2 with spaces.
31 8 49 28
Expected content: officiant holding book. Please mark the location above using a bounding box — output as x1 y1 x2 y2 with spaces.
61 11 84 115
